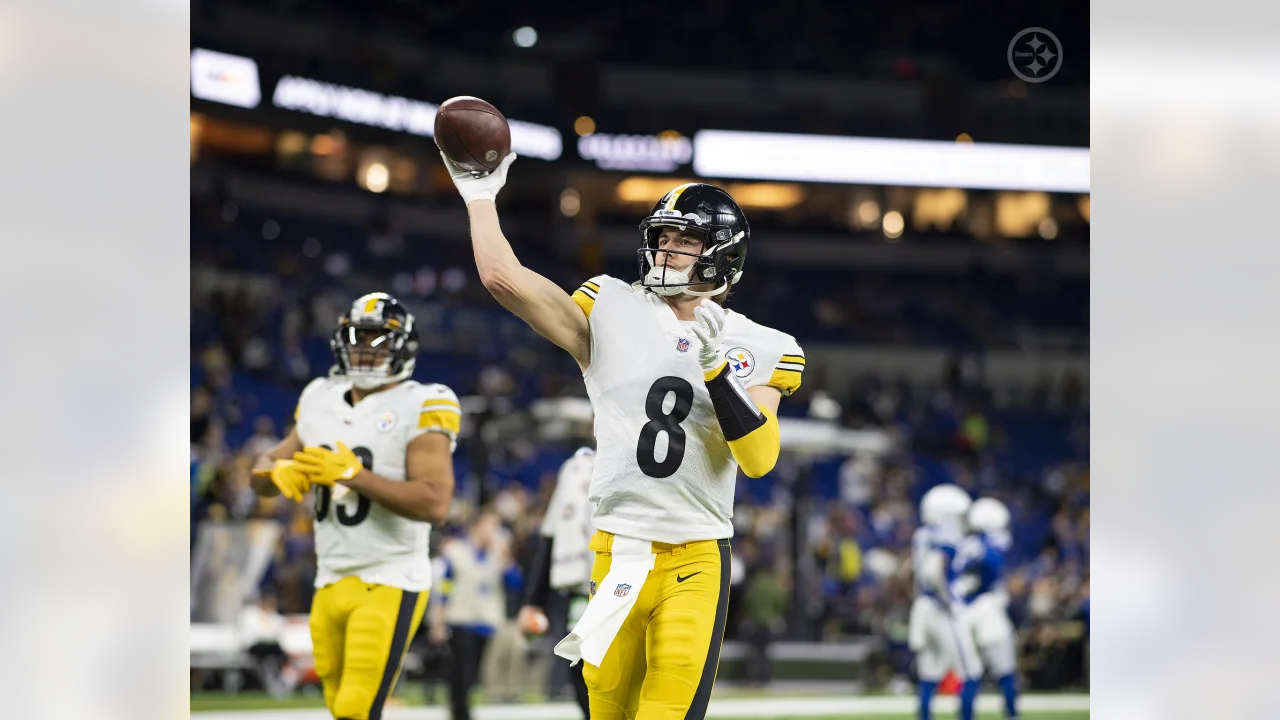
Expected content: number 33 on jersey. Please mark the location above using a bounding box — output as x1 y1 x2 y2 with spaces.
293 377 461 592
573 275 804 545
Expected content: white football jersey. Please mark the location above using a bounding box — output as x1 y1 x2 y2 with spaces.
542 447 596 593
571 275 804 544
912 523 966 603
293 377 461 592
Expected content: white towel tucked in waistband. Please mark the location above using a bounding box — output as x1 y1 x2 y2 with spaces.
553 536 656 667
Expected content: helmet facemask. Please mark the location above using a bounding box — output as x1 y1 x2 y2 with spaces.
330 322 417 389
638 222 744 298
638 184 750 300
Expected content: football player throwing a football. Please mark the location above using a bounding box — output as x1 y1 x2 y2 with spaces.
251 293 461 720
442 153 804 720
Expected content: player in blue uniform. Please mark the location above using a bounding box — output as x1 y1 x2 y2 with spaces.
956 497 1019 719
910 484 982 720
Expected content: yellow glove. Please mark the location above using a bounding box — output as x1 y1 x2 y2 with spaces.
252 459 313 503
293 441 362 487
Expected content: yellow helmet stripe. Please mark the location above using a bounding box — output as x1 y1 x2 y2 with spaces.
664 183 695 211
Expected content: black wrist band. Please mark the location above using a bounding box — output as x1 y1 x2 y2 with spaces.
705 364 766 441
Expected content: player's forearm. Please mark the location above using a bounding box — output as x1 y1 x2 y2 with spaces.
703 363 780 478
251 431 304 497
726 410 780 478
522 535 554 609
250 454 281 497
343 470 453 524
467 200 523 288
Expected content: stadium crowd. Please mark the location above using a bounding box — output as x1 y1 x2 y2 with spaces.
191 269 1089 690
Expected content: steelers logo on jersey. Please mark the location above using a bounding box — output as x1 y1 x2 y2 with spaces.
724 347 756 378
376 412 397 432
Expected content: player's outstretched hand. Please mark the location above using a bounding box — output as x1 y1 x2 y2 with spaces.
516 605 550 636
253 459 313 503
440 151 517 206
690 298 727 374
292 441 361 487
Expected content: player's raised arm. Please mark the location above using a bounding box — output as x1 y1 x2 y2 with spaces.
441 153 591 369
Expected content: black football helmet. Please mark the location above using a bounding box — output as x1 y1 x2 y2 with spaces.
329 292 420 389
637 183 750 298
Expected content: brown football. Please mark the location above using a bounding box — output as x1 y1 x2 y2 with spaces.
434 96 512 173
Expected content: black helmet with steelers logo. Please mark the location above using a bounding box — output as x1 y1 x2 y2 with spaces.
329 292 420 389
637 183 750 298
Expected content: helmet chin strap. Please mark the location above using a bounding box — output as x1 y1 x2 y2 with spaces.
330 359 415 389
680 281 729 298
644 263 728 298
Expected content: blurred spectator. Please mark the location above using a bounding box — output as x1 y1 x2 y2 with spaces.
244 416 281 459
430 511 519 720
739 563 789 686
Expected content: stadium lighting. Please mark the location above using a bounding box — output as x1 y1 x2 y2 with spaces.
579 133 693 172
614 177 801 210
1039 217 1059 240
616 177 698 204
574 116 596 137
883 211 905 239
560 188 581 217
190 48 261 108
725 182 805 210
272 75 563 160
363 162 390 193
693 130 1090 192
514 27 538 48
858 200 881 226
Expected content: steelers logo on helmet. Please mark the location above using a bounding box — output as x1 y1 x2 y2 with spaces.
638 183 749 299
329 292 421 389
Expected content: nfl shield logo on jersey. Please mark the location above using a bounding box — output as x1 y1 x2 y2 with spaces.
676 337 690 353
590 580 597 598
725 347 755 378
614 583 631 598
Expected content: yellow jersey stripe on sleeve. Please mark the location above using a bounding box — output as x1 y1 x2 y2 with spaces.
767 367 803 396
780 354 806 365
572 289 596 319
583 280 600 292
419 408 462 433
421 398 461 409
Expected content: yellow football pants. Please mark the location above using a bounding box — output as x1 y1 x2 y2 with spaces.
583 530 732 720
309 576 428 720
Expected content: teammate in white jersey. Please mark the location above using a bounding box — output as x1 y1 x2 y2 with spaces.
910 484 982 720
957 497 1019 719
251 292 460 720
442 153 803 719
517 446 597 719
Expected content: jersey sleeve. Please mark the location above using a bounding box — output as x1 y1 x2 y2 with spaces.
759 334 805 396
408 383 462 451
570 275 610 320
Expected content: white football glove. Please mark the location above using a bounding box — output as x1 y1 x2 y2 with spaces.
439 151 517 206
690 298 727 374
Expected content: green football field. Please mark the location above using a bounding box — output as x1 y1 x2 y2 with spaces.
190 690 1089 718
